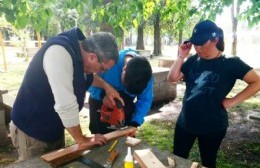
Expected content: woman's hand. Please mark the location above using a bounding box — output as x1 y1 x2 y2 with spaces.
178 41 192 59
222 98 238 109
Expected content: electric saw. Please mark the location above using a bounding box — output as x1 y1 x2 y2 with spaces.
100 99 126 130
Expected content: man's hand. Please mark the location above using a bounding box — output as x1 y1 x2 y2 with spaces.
104 85 124 107
77 134 107 150
92 74 124 106
127 127 138 137
67 125 107 150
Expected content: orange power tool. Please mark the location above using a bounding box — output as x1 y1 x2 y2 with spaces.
100 99 126 129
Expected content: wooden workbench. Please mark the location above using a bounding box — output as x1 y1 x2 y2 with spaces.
5 136 193 168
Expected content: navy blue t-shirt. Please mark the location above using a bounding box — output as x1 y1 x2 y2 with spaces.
177 55 252 133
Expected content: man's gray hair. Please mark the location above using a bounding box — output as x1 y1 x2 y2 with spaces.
81 32 119 63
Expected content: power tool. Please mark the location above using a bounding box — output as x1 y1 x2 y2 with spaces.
100 99 126 129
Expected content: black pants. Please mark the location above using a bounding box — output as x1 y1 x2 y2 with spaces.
173 124 227 168
88 91 135 134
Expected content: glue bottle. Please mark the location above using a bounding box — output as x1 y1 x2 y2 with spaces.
124 147 134 168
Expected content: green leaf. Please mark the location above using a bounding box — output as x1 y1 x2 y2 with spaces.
3 8 16 23
133 18 138 28
19 1 28 12
3 0 13 9
15 14 28 28
11 0 18 5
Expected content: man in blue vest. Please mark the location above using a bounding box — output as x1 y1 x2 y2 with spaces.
10 27 122 161
88 49 153 135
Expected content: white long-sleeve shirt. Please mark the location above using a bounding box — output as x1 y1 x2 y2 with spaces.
43 45 80 128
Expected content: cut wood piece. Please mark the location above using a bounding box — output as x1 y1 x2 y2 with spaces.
41 127 137 167
125 136 142 147
167 156 175 168
191 162 199 168
133 149 166 168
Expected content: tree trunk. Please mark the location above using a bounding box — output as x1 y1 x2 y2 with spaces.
100 24 113 33
36 32 42 48
136 21 145 50
153 13 162 56
100 0 113 33
121 30 124 50
0 32 7 72
231 0 240 56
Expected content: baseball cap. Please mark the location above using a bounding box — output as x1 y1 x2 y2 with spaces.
125 51 139 57
189 20 219 45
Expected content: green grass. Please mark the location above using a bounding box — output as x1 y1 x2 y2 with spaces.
0 61 29 96
136 120 175 151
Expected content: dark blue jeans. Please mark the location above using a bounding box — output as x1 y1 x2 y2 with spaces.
173 124 227 168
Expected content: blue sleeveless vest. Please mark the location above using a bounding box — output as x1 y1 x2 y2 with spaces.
11 27 93 142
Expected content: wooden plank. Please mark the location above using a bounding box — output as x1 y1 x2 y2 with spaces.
41 127 137 167
133 149 166 168
125 136 142 147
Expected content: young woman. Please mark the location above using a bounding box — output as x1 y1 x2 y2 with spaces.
167 20 260 168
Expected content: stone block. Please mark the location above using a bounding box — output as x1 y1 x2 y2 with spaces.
158 57 175 68
136 50 151 59
152 67 176 103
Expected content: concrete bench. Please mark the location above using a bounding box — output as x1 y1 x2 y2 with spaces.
26 47 39 57
136 50 151 59
157 57 175 68
0 90 15 146
16 47 39 58
152 67 176 104
16 51 26 57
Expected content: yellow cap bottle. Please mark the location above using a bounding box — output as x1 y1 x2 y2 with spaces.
124 147 134 168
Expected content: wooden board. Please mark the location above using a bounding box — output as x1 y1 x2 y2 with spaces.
125 136 142 147
41 127 137 167
133 149 166 168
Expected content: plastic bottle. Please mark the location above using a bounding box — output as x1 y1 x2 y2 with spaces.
124 147 134 168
